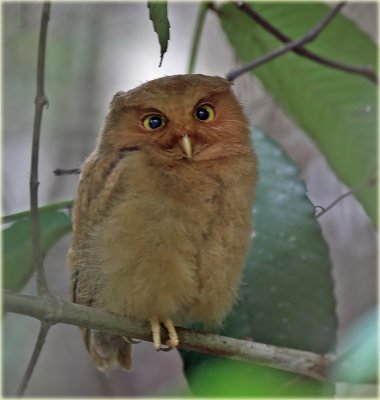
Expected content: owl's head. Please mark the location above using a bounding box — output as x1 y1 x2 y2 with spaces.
101 74 251 163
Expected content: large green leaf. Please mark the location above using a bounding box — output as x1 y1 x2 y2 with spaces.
331 307 378 385
3 208 72 291
218 3 377 227
147 1 170 67
180 128 336 396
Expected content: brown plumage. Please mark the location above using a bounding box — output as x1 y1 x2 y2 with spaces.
68 74 258 371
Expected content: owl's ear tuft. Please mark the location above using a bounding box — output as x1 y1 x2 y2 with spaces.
110 91 127 111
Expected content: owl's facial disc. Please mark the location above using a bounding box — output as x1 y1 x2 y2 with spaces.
180 134 192 159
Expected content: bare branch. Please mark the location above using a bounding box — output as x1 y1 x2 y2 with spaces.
53 168 81 176
314 205 325 216
16 321 51 397
227 2 348 81
233 2 377 84
316 176 377 218
29 1 51 296
5 290 364 383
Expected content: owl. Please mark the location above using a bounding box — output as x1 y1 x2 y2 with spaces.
68 74 258 371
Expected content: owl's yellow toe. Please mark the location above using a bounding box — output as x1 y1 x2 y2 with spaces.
150 317 179 351
162 318 179 348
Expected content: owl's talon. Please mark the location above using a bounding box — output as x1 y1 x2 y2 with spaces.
159 344 173 352
150 317 162 350
150 317 179 351
162 318 179 348
122 336 141 344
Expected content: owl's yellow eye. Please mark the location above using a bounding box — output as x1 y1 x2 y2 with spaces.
143 115 165 130
194 105 215 122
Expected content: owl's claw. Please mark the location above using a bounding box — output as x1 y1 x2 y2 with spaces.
150 317 179 351
158 344 174 352
122 336 141 344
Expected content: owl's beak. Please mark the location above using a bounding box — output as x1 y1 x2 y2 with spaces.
180 134 192 159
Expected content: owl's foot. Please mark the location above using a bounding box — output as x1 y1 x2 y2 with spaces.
122 336 141 344
150 317 179 351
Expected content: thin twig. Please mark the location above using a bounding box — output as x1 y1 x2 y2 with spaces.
188 2 210 74
53 168 81 176
314 205 325 216
234 2 377 84
16 321 51 397
29 1 51 296
316 176 377 218
226 2 346 81
4 291 338 383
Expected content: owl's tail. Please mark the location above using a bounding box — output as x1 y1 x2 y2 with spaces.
69 261 132 371
83 328 132 371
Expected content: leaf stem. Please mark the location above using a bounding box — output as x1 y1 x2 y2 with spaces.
188 2 210 74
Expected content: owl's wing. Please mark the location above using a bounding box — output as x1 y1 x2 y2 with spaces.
69 152 106 307
68 150 133 370
68 149 129 302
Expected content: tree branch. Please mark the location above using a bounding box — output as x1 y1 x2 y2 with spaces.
16 321 51 397
233 2 377 84
226 2 348 81
53 168 81 176
29 1 51 296
6 290 363 383
316 176 377 218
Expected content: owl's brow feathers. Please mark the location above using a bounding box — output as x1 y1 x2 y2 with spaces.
110 75 232 111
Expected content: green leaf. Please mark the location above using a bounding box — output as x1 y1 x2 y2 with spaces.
180 128 336 396
183 358 332 397
219 3 377 227
2 199 73 224
3 208 72 291
147 1 170 67
331 307 378 384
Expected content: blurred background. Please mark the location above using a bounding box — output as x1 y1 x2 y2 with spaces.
3 2 377 396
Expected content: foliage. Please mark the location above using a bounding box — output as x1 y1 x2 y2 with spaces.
2 1 377 396
180 128 336 396
147 1 170 67
218 2 377 227
331 307 378 385
3 208 71 291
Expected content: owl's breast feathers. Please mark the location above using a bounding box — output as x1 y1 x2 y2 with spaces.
75 145 254 323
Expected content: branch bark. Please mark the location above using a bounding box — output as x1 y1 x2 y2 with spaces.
21 3 52 395
29 1 51 296
5 291 347 383
53 168 81 176
233 2 377 84
17 321 51 397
